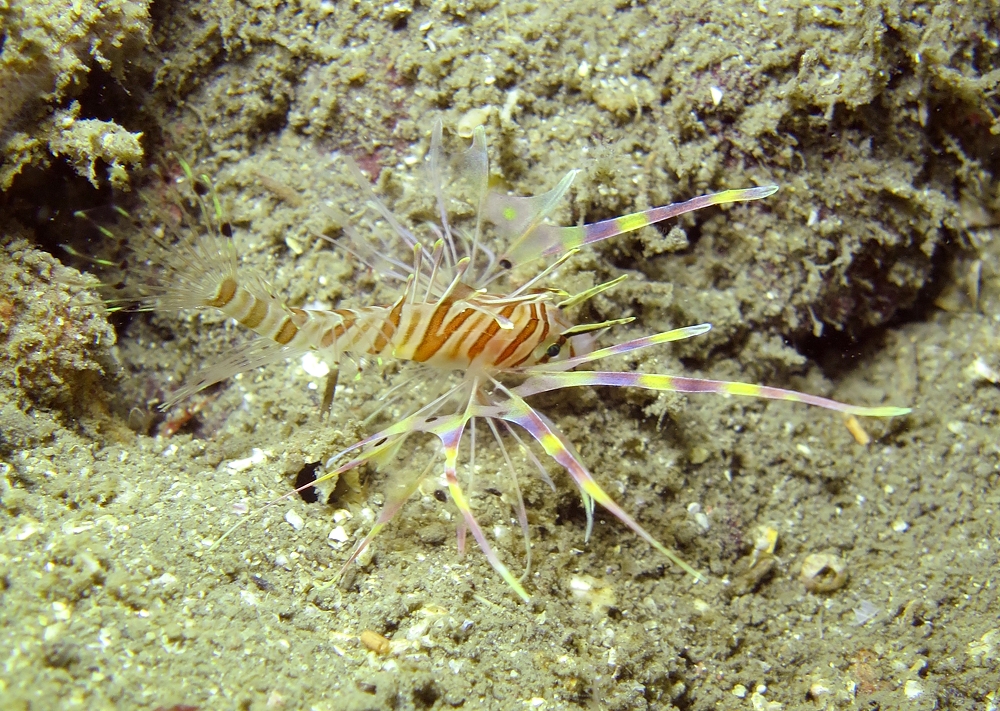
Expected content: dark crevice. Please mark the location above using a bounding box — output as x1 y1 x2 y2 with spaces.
795 243 956 378
294 462 321 504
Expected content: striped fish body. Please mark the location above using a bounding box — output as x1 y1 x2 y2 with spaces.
202 269 574 373
387 296 574 372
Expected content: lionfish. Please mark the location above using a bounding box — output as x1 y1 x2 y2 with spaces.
142 122 909 601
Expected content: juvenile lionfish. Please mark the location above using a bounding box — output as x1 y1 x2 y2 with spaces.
145 122 909 601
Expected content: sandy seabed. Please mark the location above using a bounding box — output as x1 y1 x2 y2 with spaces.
1 1 998 709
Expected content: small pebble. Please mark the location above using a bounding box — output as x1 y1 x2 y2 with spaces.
360 629 391 655
227 447 268 472
284 509 305 531
970 356 1000 384
456 106 491 138
328 525 348 542
799 552 848 592
808 680 831 698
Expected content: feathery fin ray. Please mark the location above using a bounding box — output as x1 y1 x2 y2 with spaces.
145 125 908 602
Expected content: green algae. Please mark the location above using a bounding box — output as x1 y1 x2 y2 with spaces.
0 232 116 417
0 0 150 189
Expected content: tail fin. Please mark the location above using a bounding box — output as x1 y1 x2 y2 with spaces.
143 233 241 313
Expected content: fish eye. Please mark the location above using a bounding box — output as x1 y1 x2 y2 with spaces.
546 343 561 358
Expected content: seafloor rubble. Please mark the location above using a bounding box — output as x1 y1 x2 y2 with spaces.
0 1 998 709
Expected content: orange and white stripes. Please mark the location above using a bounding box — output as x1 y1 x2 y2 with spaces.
387 295 572 371
164 234 574 379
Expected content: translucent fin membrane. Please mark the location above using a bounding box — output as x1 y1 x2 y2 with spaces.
490 174 778 271
180 125 909 602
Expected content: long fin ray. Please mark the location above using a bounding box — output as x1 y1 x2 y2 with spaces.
489 380 707 583
486 418 533 583
495 185 778 269
339 454 435 578
513 370 912 418
524 325 713 373
435 411 530 601
163 337 303 410
456 125 490 275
